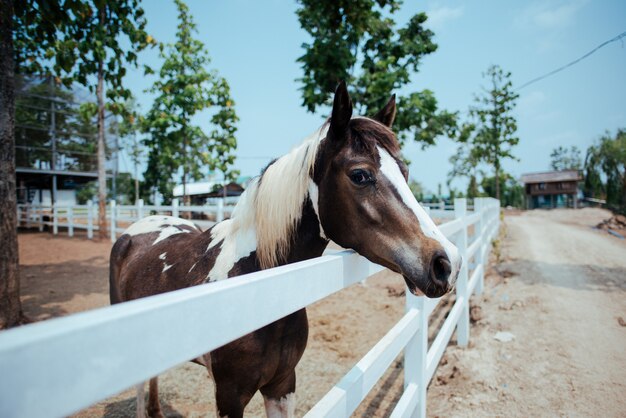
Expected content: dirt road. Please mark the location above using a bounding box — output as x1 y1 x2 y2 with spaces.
428 209 626 417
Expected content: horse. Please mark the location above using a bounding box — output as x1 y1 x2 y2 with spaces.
109 82 461 418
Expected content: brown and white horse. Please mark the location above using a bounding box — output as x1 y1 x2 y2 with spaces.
110 82 461 418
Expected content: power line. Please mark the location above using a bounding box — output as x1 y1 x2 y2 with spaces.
517 30 626 91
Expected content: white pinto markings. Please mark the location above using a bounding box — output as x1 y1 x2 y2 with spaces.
263 393 296 418
123 215 197 246
377 146 462 284
206 218 257 281
308 181 327 239
162 264 173 273
158 252 167 260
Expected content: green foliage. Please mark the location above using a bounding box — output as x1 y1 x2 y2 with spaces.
142 0 238 203
452 65 519 201
481 173 524 208
550 145 581 171
585 129 626 212
296 0 459 148
50 1 154 105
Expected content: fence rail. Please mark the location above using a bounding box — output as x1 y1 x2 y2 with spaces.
17 198 237 241
2 197 500 418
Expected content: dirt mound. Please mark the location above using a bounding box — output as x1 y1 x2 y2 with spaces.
596 214 626 236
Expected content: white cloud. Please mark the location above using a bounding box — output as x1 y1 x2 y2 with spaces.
426 6 464 30
517 0 588 30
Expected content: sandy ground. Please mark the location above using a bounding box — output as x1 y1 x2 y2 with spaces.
427 208 626 417
15 207 626 417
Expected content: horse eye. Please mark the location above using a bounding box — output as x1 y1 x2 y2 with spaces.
349 169 373 185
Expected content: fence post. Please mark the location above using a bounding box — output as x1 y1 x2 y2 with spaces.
454 198 470 347
38 206 44 232
172 198 179 218
87 200 94 239
405 292 427 418
137 198 144 220
474 198 485 295
68 204 74 237
25 205 31 228
16 205 21 228
52 204 58 235
217 198 224 223
110 200 117 243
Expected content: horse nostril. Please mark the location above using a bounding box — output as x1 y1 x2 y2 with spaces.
430 253 452 284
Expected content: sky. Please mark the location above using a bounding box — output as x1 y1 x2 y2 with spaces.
121 0 626 195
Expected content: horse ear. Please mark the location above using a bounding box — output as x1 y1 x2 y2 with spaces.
372 94 396 128
329 81 353 140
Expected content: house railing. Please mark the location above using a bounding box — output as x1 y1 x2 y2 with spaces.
2 198 500 418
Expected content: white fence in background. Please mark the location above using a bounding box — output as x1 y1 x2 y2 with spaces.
16 198 237 241
1 198 500 418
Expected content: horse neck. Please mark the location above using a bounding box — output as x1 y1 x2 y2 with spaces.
278 195 329 265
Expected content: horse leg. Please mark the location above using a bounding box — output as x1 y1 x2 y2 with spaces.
261 371 296 418
147 377 165 418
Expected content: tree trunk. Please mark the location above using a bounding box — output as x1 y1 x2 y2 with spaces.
495 164 501 202
0 0 25 329
96 6 107 240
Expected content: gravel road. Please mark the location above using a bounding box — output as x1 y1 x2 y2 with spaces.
428 208 626 417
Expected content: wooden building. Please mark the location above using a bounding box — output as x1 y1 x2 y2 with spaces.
521 170 582 209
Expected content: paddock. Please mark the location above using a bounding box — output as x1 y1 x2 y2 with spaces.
1 198 500 417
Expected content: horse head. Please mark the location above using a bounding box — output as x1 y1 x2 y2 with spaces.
312 82 462 298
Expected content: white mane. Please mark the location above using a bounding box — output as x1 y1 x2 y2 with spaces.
230 123 329 269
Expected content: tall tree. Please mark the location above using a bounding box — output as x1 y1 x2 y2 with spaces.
55 1 153 239
143 0 238 204
468 65 519 201
550 145 582 171
1 0 74 328
296 0 459 149
585 129 626 212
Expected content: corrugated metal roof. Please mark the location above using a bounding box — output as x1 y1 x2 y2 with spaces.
520 170 581 184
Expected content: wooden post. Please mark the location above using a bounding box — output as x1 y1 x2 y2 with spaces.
87 200 94 240
52 204 58 235
172 198 179 218
68 205 74 237
110 200 116 243
454 198 469 347
404 292 427 418
38 206 43 232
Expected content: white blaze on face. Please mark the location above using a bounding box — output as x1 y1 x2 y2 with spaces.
377 146 462 284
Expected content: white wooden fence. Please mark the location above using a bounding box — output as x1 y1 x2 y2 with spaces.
16 198 237 241
1 198 499 418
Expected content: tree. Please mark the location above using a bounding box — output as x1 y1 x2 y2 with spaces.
550 145 581 171
1 0 76 328
143 0 238 204
468 65 519 201
447 123 481 198
296 0 459 149
585 129 626 212
481 172 524 208
54 1 153 239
